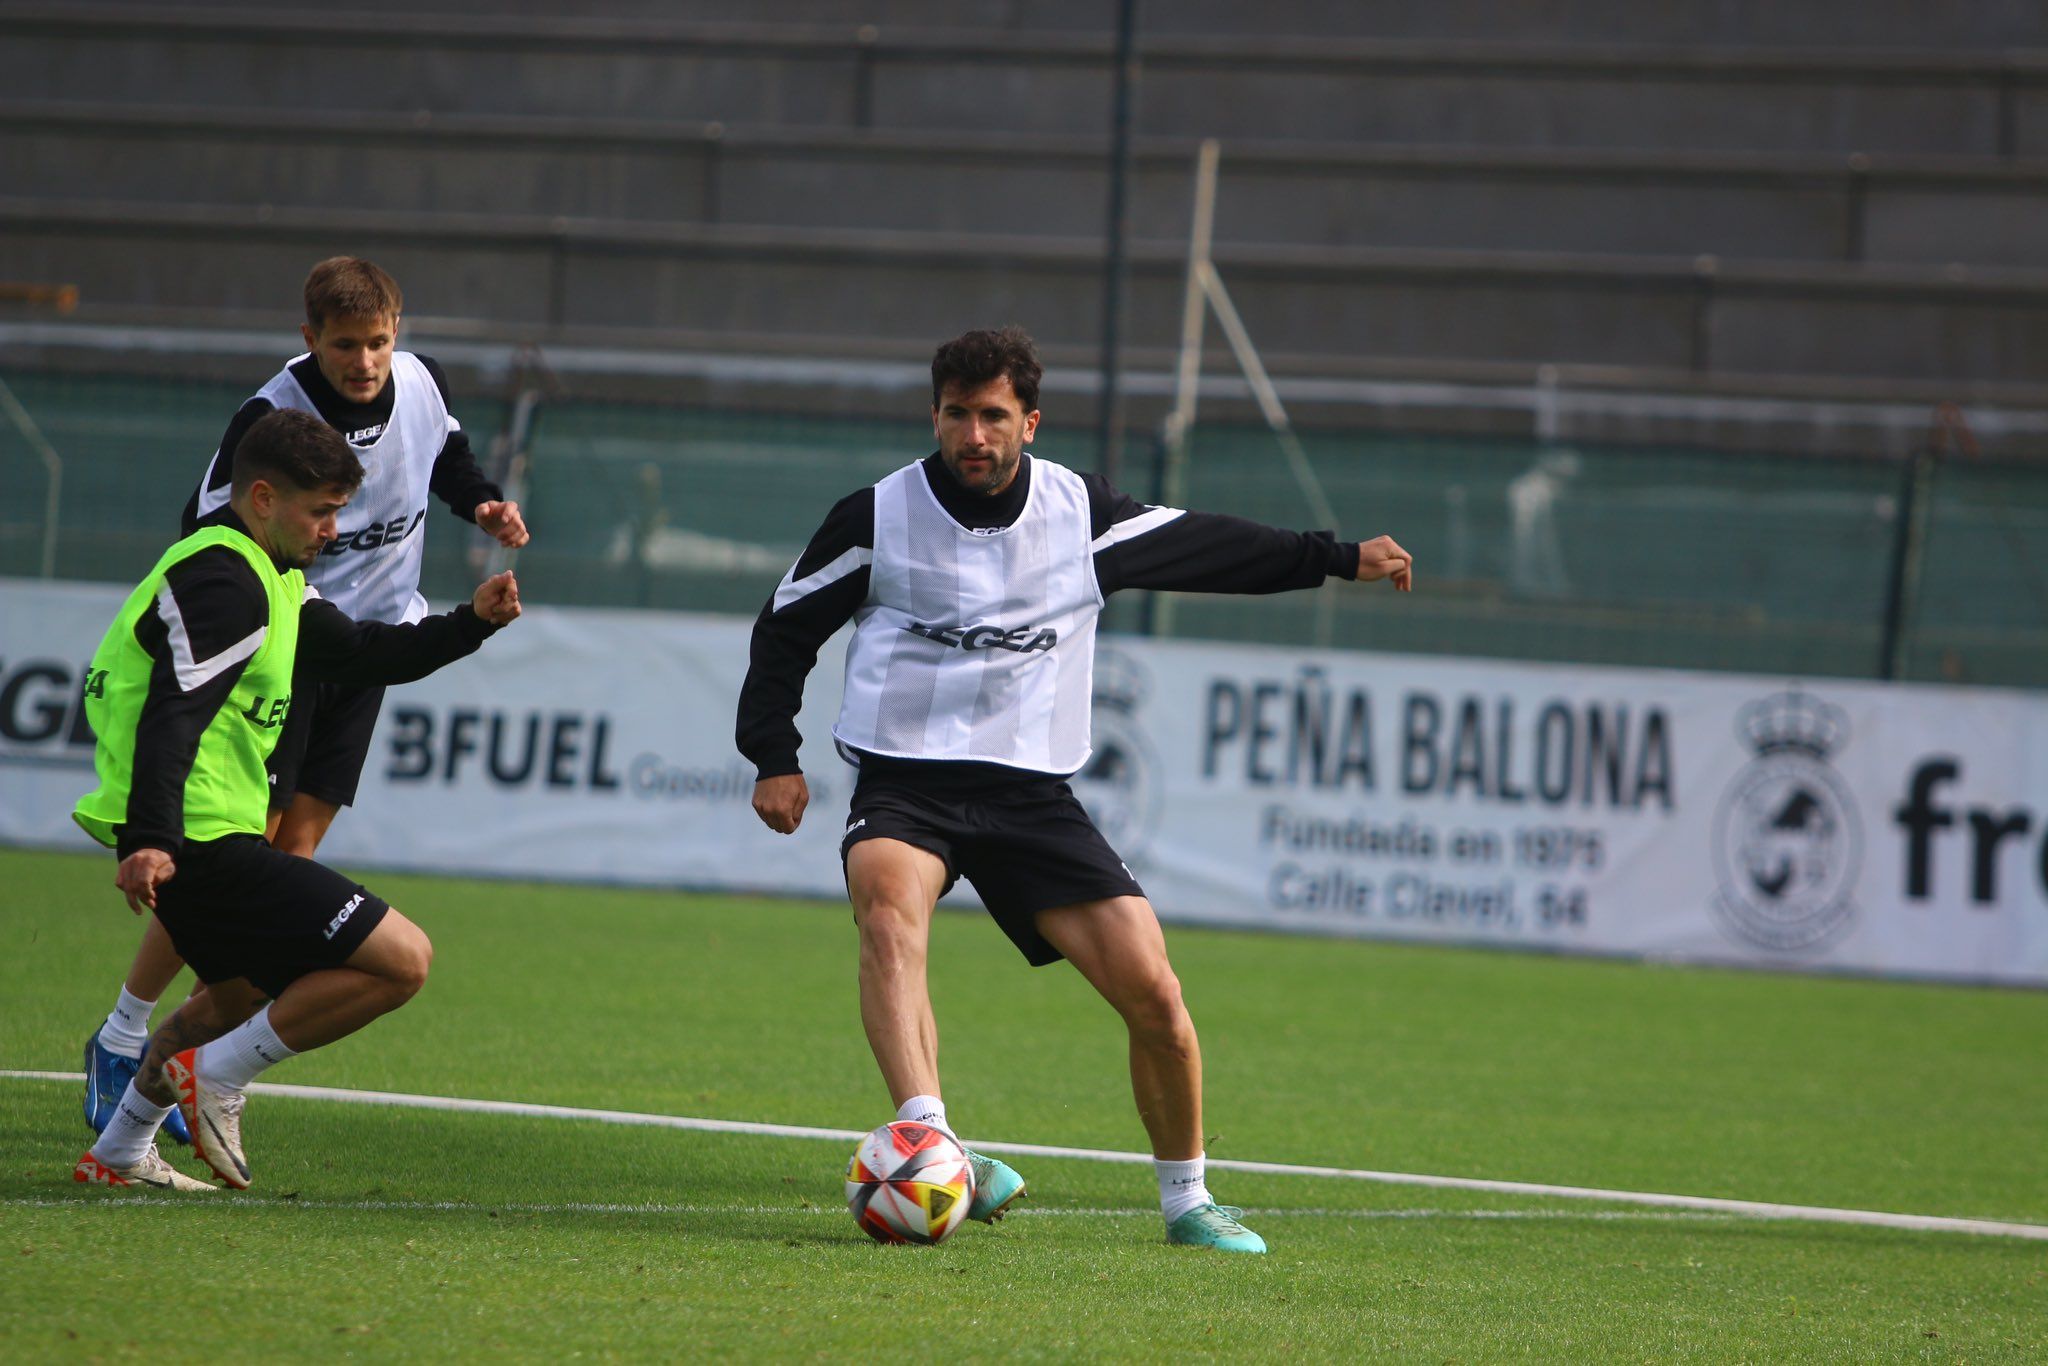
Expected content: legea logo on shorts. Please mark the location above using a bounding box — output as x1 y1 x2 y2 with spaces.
324 892 366 940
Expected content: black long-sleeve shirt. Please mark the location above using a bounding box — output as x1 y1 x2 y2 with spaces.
178 353 501 536
735 453 1361 780
119 507 498 858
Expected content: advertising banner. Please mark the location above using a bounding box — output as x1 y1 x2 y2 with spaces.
4 577 2044 985
1083 638 2048 986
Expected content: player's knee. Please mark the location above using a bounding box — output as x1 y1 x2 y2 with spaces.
398 930 433 1000
856 901 926 968
855 881 927 942
380 914 433 1001
1121 971 1194 1053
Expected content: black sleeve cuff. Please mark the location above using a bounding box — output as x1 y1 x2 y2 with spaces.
1333 540 1361 580
751 752 803 781
454 486 505 525
116 829 181 861
451 602 498 643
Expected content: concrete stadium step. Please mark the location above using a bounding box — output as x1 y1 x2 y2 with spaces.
2 5 2041 154
241 0 2048 50
12 102 2048 269
8 196 2048 387
13 313 2048 463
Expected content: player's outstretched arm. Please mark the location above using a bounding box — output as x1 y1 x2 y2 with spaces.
1356 534 1414 592
752 772 810 835
1084 474 1416 598
296 572 521 686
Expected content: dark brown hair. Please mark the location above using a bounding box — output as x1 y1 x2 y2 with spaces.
931 326 1042 413
303 256 404 333
232 408 365 497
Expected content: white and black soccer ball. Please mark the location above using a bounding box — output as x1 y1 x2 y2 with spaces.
845 1120 977 1246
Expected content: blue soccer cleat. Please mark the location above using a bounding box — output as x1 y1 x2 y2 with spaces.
964 1148 1026 1222
82 1031 138 1135
83 1030 191 1146
1165 1203 1268 1253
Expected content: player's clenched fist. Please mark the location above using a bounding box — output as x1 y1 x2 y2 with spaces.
475 499 530 548
471 570 522 625
753 773 810 834
1356 534 1414 592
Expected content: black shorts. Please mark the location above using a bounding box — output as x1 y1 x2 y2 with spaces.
268 681 386 810
151 833 392 998
839 758 1145 967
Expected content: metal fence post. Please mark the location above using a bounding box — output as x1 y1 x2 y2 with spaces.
1094 0 1141 485
1877 445 1938 681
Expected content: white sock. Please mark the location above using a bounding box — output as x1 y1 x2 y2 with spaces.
194 1005 297 1092
99 988 156 1059
896 1094 953 1138
90 1082 171 1168
1157 1153 1213 1223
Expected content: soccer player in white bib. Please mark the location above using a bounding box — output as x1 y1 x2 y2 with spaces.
80 257 531 1147
738 328 1414 1252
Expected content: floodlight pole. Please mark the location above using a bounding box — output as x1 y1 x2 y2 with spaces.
1151 140 1221 637
1162 139 1220 512
1093 0 1140 484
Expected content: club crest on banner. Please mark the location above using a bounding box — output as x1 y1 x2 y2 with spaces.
1073 647 1163 866
1710 691 1862 952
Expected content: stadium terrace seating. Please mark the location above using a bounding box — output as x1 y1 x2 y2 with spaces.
5 2 2048 447
12 105 2048 269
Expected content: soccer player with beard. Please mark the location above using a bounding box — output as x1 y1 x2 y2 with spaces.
737 327 1413 1251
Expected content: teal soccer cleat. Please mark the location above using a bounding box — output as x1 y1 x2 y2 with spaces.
1165 1203 1268 1253
964 1149 1026 1222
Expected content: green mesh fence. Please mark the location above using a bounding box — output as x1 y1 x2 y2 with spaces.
3 369 2043 689
0 370 508 596
1903 461 2048 686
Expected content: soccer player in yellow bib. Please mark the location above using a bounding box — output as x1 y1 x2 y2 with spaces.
71 408 522 1191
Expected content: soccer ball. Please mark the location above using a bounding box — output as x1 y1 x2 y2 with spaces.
845 1120 977 1246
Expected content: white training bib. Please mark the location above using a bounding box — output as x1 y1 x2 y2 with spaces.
834 456 1104 774
191 351 451 624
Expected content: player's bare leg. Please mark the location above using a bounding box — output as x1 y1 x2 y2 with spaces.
845 837 1024 1220
1035 895 1201 1159
264 908 433 1051
845 838 950 1104
1036 894 1265 1252
270 792 341 859
122 915 186 1001
122 910 434 1190
135 978 268 1105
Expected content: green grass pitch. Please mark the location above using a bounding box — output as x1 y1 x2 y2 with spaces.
2 845 2044 1360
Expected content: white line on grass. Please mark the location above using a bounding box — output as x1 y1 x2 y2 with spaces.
8 1069 2044 1242
0 1196 1748 1224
